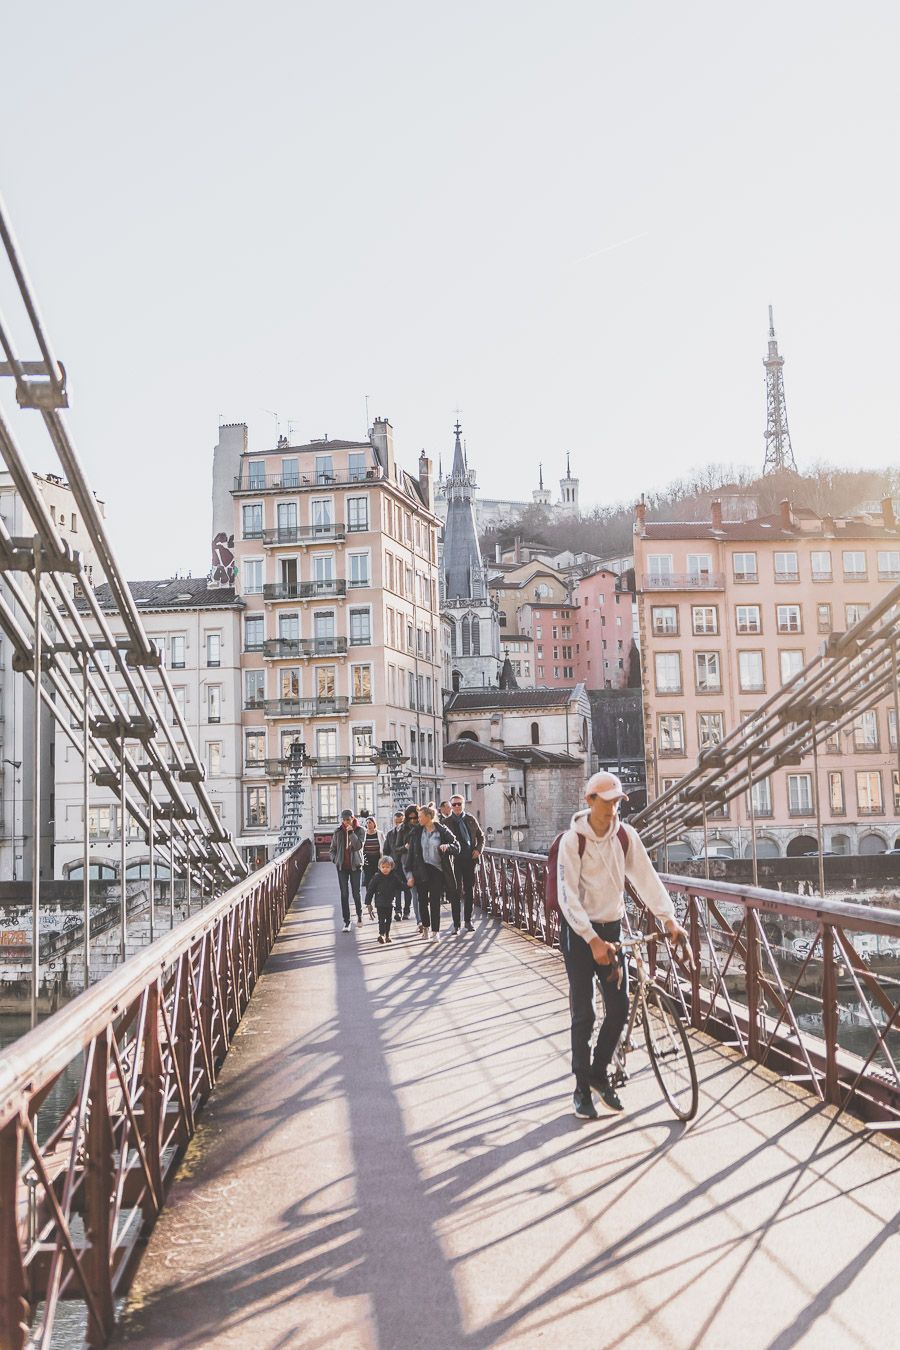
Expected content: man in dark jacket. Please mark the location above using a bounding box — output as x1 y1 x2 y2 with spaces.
329 809 365 930
446 794 486 933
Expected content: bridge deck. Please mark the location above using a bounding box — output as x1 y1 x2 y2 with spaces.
116 863 900 1349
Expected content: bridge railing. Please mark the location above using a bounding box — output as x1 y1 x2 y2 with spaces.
475 849 900 1128
0 840 311 1349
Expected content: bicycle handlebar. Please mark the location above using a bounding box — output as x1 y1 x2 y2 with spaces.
616 932 696 971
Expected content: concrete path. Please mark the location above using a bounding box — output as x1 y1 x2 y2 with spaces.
116 862 900 1350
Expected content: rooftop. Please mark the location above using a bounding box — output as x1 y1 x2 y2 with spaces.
86 579 244 612
445 687 579 712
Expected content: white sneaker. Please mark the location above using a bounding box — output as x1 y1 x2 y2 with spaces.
342 922 351 932
432 931 441 943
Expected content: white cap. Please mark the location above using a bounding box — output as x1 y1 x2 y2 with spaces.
585 771 628 801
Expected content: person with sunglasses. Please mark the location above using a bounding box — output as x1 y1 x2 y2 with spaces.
558 771 687 1120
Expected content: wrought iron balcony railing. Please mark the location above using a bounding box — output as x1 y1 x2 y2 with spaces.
264 697 350 718
261 524 347 546
235 467 384 491
263 637 348 659
263 580 347 601
642 572 725 591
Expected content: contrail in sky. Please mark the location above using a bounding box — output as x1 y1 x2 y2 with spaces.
573 231 650 264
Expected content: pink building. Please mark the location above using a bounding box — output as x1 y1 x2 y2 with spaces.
634 498 900 859
571 568 636 690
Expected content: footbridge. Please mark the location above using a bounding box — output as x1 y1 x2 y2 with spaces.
3 848 900 1349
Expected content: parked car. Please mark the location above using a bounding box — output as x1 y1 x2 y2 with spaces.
691 846 736 861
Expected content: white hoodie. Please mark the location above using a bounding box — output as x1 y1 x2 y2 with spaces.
557 809 675 943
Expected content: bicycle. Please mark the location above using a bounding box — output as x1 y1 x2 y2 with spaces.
607 933 699 1122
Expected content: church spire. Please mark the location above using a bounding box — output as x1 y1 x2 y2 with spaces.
451 420 466 480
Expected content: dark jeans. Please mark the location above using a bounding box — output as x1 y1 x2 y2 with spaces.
416 868 445 931
560 917 629 1092
377 907 393 937
337 867 362 924
456 858 477 925
363 861 379 903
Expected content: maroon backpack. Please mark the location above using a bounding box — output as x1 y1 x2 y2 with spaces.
544 823 629 922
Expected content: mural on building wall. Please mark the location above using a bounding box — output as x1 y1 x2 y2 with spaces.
210 532 237 586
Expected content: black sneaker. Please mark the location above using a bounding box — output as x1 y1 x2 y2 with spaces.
464 923 475 932
592 1076 624 1113
572 1088 599 1120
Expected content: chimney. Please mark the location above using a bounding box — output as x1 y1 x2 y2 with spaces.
495 543 501 563
211 422 247 572
882 496 896 529
711 499 723 529
634 498 646 535
418 451 433 511
822 514 836 537
779 499 794 529
515 536 522 563
370 417 395 481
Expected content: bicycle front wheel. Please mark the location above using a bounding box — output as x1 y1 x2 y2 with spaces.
642 986 698 1121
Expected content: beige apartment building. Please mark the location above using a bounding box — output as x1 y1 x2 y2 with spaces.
635 497 900 859
214 419 443 860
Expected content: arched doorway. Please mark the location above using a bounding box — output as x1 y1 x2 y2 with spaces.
786 834 818 857
66 861 117 880
859 833 887 855
744 837 780 859
457 731 478 742
831 833 851 856
665 840 693 862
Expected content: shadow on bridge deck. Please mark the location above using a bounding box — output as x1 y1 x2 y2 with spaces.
115 862 900 1350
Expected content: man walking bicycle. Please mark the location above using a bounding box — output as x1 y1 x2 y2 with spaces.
558 772 687 1119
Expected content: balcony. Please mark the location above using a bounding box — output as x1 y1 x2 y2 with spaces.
351 691 373 704
243 696 266 712
642 572 725 591
788 805 815 817
263 581 347 602
308 756 352 777
244 640 265 654
261 524 346 546
263 637 349 660
264 697 349 718
857 804 884 816
234 467 384 492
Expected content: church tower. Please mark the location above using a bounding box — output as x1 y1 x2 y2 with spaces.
440 422 501 690
532 463 552 507
558 452 580 516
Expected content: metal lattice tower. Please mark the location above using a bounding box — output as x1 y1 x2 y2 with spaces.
762 305 798 474
277 741 307 853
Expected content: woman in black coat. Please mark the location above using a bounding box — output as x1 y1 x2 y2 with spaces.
405 803 460 940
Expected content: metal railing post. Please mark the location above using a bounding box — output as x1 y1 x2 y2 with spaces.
82 657 91 989
83 1028 116 1345
745 906 760 1060
30 541 42 1029
811 715 826 898
169 831 175 929
147 772 155 943
119 729 127 962
821 925 840 1105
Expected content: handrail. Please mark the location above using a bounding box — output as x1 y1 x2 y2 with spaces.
475 848 900 1129
0 840 311 1348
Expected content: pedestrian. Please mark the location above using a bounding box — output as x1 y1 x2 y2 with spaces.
361 816 384 919
405 803 460 941
329 809 365 931
383 811 408 919
400 804 421 920
439 800 453 820
369 856 404 944
558 772 688 1120
445 793 485 933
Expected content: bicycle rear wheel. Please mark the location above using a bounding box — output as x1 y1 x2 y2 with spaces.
642 986 698 1121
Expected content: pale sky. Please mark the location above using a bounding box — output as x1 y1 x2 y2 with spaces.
2 1 899 577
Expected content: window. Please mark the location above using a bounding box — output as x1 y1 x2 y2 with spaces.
206 632 221 667
88 804 116 838
349 553 369 587
853 710 879 751
777 605 802 634
244 616 264 652
347 497 369 531
780 651 804 684
845 603 870 627
736 605 761 634
208 743 222 777
348 452 367 481
247 460 266 489
698 712 724 749
316 728 338 762
207 686 222 723
856 771 883 813
246 786 268 828
877 549 900 580
349 608 371 645
687 554 712 581
315 666 335 699
278 612 299 641
242 503 263 539
281 667 300 699
749 777 772 817
170 635 186 668
354 782 375 815
245 669 264 708
889 709 898 750
774 551 798 582
245 731 266 767
352 664 372 702
352 726 373 762
243 559 263 594
647 555 673 583
817 603 832 634
407 670 416 710
311 498 334 533
530 721 540 745
692 606 717 635
732 552 758 583
894 770 900 813
810 550 832 581
842 550 867 580
738 651 765 692
654 652 682 693
312 553 334 585
828 772 845 814
317 784 338 824
315 454 334 484
281 457 299 487
787 774 813 814
171 686 186 724
658 713 685 754
694 652 721 692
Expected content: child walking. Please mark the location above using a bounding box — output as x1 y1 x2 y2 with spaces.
369 856 404 944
